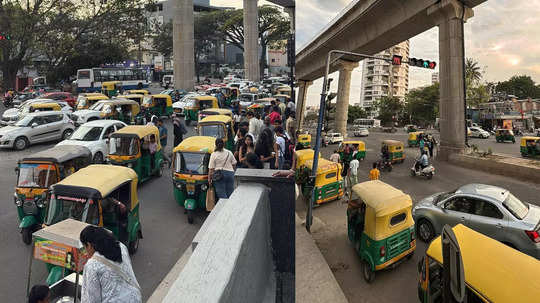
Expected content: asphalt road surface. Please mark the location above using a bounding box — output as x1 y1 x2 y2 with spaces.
0 84 204 302
297 130 540 303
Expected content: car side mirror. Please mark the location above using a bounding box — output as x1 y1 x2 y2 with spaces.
31 122 38 128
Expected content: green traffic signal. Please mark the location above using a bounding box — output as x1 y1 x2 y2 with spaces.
409 57 436 69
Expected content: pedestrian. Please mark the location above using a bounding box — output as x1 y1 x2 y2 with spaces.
348 157 359 188
28 285 50 303
172 113 188 147
269 106 282 125
247 111 260 140
278 99 286 117
239 134 256 167
428 135 437 158
275 126 286 169
263 115 273 133
157 119 171 167
286 112 296 143
234 128 248 161
245 152 264 169
80 225 142 303
369 162 380 181
208 138 237 200
418 134 425 155
255 128 278 169
330 150 340 163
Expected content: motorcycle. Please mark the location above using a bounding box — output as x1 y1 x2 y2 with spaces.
377 156 392 172
411 160 435 179
3 96 13 108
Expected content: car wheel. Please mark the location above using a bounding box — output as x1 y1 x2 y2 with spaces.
417 219 435 242
62 129 73 140
362 259 375 283
14 137 28 150
93 152 104 164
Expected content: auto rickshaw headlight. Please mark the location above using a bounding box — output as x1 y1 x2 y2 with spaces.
36 199 46 208
201 184 208 191
14 199 22 207
127 163 133 168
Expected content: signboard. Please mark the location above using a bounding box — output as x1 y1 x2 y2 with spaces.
503 120 513 129
34 239 89 272
154 55 164 71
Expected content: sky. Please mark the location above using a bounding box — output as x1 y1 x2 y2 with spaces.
296 0 540 106
210 0 276 8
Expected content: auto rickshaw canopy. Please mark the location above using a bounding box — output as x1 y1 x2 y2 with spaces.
112 125 161 147
103 99 141 115
426 224 540 302
189 95 219 108
30 103 62 111
199 114 233 124
173 136 216 154
125 89 149 95
52 164 138 210
341 140 366 151
408 131 424 140
520 136 540 146
495 129 514 136
121 94 145 103
352 180 414 241
294 148 321 168
144 94 173 107
274 94 291 101
21 145 92 164
200 108 233 118
382 140 404 149
101 81 122 90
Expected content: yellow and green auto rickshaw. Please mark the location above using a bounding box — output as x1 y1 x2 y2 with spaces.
276 86 292 97
125 89 149 96
408 131 425 147
382 140 405 163
172 136 215 224
418 224 540 303
197 115 235 151
495 128 515 143
198 108 233 123
101 81 123 97
121 94 145 105
29 103 62 113
520 136 540 157
297 134 312 149
184 95 219 125
98 99 140 125
293 148 321 170
339 140 366 162
142 94 173 118
298 158 343 206
108 125 164 183
14 145 92 244
76 93 108 110
223 87 240 107
348 180 415 283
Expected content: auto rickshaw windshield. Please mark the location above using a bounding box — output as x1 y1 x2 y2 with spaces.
200 124 225 138
142 96 152 106
17 163 55 187
70 126 103 141
78 97 88 107
200 100 214 109
45 197 100 226
186 98 197 107
90 102 105 111
102 104 113 114
175 152 209 175
109 137 139 156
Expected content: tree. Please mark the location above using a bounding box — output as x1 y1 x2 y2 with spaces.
465 58 482 84
347 105 367 123
372 96 404 125
495 75 540 99
217 5 290 77
405 83 439 127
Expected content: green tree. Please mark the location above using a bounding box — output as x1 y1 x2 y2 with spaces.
372 96 404 125
495 75 540 99
347 105 367 123
465 58 482 83
405 83 439 127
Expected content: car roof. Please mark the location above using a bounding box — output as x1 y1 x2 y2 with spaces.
81 119 125 127
26 110 66 117
455 183 509 202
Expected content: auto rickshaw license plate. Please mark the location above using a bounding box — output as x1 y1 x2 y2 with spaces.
187 184 195 193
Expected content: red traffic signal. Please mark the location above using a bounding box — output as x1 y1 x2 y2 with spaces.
392 55 402 65
408 57 436 69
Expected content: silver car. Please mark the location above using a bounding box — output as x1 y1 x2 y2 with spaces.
0 111 75 150
413 183 540 259
1 99 72 126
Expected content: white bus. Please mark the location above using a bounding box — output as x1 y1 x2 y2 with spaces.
353 118 381 128
75 68 149 93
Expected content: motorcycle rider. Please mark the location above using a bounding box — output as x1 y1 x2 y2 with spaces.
415 150 429 172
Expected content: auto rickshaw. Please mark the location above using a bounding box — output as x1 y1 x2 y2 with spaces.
417 224 540 303
125 89 149 95
76 93 108 110
381 140 405 163
101 81 123 97
197 115 235 151
298 134 312 149
247 103 265 118
495 128 515 143
274 94 291 105
408 131 424 147
298 158 343 205
142 94 173 118
14 145 92 244
276 86 291 96
27 219 90 297
121 94 145 106
100 99 140 124
172 136 215 224
348 180 415 283
339 140 366 161
28 103 62 113
198 108 233 123
520 136 540 157
223 87 240 107
108 125 163 183
184 95 219 125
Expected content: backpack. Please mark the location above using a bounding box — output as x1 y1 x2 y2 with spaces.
281 135 294 164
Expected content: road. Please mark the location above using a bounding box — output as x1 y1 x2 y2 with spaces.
297 130 540 303
0 84 204 302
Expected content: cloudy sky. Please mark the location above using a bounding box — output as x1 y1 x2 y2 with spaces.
210 0 275 8
296 0 540 106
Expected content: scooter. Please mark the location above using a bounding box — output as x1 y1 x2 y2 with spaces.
377 156 392 172
411 161 435 179
2 95 13 108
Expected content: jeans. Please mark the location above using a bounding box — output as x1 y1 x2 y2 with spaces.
213 170 235 200
278 155 284 170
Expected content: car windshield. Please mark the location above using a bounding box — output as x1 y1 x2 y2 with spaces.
503 192 529 219
109 136 139 156
70 126 103 141
436 189 456 204
175 152 209 175
14 115 34 127
77 97 87 107
90 102 105 111
199 124 225 138
46 197 100 226
17 163 56 188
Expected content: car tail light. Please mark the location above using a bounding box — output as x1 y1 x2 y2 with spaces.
525 230 540 243
380 245 386 257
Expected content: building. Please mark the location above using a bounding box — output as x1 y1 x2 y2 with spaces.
267 48 289 76
359 40 410 116
432 72 439 84
478 98 540 131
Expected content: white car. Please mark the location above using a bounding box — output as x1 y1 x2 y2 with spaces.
1 99 72 126
57 120 127 163
469 126 490 138
324 132 344 144
173 93 200 115
353 128 369 137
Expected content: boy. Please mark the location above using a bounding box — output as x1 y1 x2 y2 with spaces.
369 162 380 180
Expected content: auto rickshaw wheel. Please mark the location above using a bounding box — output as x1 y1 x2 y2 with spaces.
362 260 375 283
128 232 140 255
22 226 33 245
187 210 194 224
406 250 414 260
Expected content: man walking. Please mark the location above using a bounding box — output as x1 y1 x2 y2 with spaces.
157 119 171 167
172 113 188 147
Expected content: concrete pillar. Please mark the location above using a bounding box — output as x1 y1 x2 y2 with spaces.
335 60 359 138
428 0 473 159
173 0 195 91
296 80 312 132
243 0 260 82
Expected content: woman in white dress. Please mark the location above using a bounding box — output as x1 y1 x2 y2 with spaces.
80 226 141 303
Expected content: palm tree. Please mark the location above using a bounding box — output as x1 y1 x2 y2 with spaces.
465 58 482 84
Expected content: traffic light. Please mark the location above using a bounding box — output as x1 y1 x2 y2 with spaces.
0 33 11 40
392 55 402 65
408 58 436 69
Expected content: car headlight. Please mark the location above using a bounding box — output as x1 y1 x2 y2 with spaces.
201 184 208 191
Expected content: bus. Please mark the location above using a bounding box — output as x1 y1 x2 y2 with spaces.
75 68 150 93
353 118 381 128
